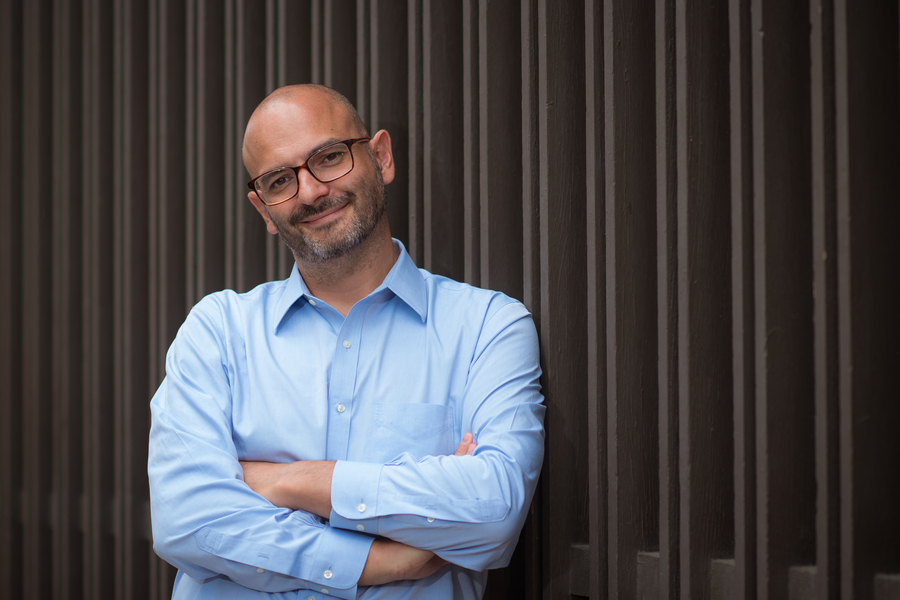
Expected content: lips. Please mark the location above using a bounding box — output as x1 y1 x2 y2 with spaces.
303 203 346 224
288 194 352 226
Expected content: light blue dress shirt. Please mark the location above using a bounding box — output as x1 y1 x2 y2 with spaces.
148 240 545 600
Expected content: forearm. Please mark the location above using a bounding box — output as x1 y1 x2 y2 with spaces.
150 407 373 597
240 435 477 520
358 539 448 587
241 459 336 518
328 443 541 571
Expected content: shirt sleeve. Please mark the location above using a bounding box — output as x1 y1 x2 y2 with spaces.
149 300 373 599
328 301 545 572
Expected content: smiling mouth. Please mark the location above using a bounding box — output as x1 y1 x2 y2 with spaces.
302 203 346 225
289 195 352 227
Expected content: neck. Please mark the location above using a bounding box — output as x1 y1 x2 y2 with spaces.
295 220 397 316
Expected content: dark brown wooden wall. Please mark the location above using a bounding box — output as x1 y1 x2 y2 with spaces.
1 1 898 599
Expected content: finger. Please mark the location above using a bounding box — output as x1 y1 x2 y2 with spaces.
454 433 474 456
466 442 477 456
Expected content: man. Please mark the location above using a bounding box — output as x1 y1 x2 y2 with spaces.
148 84 544 599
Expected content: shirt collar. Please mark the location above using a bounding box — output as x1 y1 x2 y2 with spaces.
272 238 427 332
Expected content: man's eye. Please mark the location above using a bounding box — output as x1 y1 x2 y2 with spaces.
321 151 344 163
261 173 289 192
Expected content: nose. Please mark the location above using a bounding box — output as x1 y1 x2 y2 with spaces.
294 166 330 205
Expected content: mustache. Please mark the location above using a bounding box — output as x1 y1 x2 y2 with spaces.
287 193 353 226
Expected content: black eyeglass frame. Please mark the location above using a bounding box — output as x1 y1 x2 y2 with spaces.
247 137 371 206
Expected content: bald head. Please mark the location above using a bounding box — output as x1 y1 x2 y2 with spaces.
242 84 369 175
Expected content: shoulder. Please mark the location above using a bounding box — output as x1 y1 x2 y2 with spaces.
191 279 287 317
418 269 534 329
179 279 289 341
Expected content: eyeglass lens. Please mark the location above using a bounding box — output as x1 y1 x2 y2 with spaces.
256 142 354 205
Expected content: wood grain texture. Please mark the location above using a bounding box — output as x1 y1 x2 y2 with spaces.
751 0 816 596
0 2 897 599
538 0 588 598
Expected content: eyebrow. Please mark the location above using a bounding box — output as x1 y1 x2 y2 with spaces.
255 136 354 176
273 136 345 170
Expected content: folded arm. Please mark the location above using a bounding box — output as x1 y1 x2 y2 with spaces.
149 302 445 597
242 303 545 572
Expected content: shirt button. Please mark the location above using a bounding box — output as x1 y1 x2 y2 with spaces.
256 567 265 573
321 589 330 595
427 517 435 523
356 524 365 531
323 570 333 579
308 298 317 306
342 340 351 348
336 404 346 413
357 503 366 513
308 596 315 600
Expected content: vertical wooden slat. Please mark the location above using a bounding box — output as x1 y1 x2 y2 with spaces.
310 0 324 84
422 0 463 280
51 0 85 598
751 0 816 596
193 0 228 302
324 0 356 100
116 0 152 598
233 0 268 293
22 0 54 597
538 1 588 598
223 0 237 291
585 1 607 597
355 0 371 124
156 0 188 335
187 0 199 299
520 0 540 319
0 1 24 596
370 0 409 248
147 3 174 597
462 0 479 286
810 0 840 598
478 0 522 299
188 0 227 304
151 19 190 595
406 0 424 264
479 8 526 590
520 2 542 597
84 0 117 597
675 1 734 599
655 0 679 594
835 0 900 597
729 0 756 596
603 0 657 596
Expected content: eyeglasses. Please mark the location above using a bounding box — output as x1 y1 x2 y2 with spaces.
247 137 371 206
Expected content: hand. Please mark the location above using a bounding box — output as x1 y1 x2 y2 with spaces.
359 539 447 586
454 433 477 456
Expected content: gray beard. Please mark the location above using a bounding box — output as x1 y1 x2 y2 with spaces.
283 193 381 263
276 181 386 264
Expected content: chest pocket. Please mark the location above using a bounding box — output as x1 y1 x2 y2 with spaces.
373 402 452 449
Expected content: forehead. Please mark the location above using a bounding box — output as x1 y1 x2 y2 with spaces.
243 93 357 172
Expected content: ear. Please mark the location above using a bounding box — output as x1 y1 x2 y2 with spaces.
368 130 395 185
247 191 280 236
